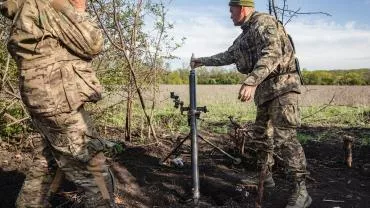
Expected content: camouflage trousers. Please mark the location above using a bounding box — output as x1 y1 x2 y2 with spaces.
16 107 115 208
254 92 308 181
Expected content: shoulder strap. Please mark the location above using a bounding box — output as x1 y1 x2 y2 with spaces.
277 20 305 85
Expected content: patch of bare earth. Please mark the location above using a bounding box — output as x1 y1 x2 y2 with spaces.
1 126 370 208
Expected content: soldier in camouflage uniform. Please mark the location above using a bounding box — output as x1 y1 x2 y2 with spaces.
191 0 311 207
0 0 117 207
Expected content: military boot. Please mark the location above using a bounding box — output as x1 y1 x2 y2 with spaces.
285 181 312 208
240 172 275 188
85 154 119 208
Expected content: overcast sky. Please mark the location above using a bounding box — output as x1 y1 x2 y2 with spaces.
165 0 370 70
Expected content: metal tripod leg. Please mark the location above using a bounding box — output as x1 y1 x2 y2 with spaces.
159 135 190 165
198 135 242 165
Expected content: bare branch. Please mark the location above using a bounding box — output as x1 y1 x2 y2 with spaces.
302 94 336 120
268 0 272 15
284 8 301 26
271 0 278 19
276 7 331 17
5 115 30 127
282 0 287 23
268 0 331 25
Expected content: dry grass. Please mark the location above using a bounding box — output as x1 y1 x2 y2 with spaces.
155 85 370 128
158 85 370 107
93 85 370 129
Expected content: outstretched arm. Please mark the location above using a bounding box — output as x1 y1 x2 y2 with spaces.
192 45 236 68
198 49 235 66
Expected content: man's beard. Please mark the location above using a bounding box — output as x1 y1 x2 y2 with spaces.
233 19 243 26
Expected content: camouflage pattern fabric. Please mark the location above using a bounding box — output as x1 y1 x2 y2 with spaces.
253 92 308 180
1 0 104 116
1 0 103 62
198 12 308 180
19 59 102 116
28 107 115 208
0 1 114 207
16 136 56 208
199 12 301 105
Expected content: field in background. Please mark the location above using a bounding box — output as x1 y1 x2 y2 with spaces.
97 85 370 135
158 85 370 107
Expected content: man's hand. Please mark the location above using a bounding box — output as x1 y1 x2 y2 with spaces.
238 84 256 102
190 57 203 69
69 0 86 12
51 0 86 12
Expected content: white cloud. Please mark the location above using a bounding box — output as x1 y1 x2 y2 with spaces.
287 20 370 69
168 11 370 70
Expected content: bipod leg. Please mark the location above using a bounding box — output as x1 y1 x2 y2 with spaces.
159 135 190 165
198 135 241 165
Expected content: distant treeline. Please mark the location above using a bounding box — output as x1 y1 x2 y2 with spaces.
161 68 370 85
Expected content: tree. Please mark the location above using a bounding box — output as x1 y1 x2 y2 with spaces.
90 0 183 142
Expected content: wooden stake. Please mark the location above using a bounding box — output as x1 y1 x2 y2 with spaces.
343 135 354 168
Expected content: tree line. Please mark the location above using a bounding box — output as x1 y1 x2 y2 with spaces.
161 68 370 85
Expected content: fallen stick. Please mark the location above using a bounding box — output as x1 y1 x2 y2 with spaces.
323 199 345 203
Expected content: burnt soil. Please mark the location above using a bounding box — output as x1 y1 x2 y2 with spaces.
1 125 370 208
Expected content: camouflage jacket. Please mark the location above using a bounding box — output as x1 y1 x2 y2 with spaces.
199 12 301 105
0 0 103 116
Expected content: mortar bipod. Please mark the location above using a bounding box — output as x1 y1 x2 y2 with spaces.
160 68 241 204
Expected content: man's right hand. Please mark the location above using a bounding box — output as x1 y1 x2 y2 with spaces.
190 57 204 69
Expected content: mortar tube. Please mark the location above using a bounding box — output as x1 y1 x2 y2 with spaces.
189 69 200 203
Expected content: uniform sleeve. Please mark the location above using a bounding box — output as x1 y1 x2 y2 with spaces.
39 0 103 59
198 45 235 66
243 16 282 86
0 0 23 19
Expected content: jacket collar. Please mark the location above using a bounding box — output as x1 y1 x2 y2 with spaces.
241 11 257 31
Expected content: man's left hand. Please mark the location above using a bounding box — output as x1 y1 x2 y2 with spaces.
69 0 86 12
238 84 256 102
51 0 86 12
